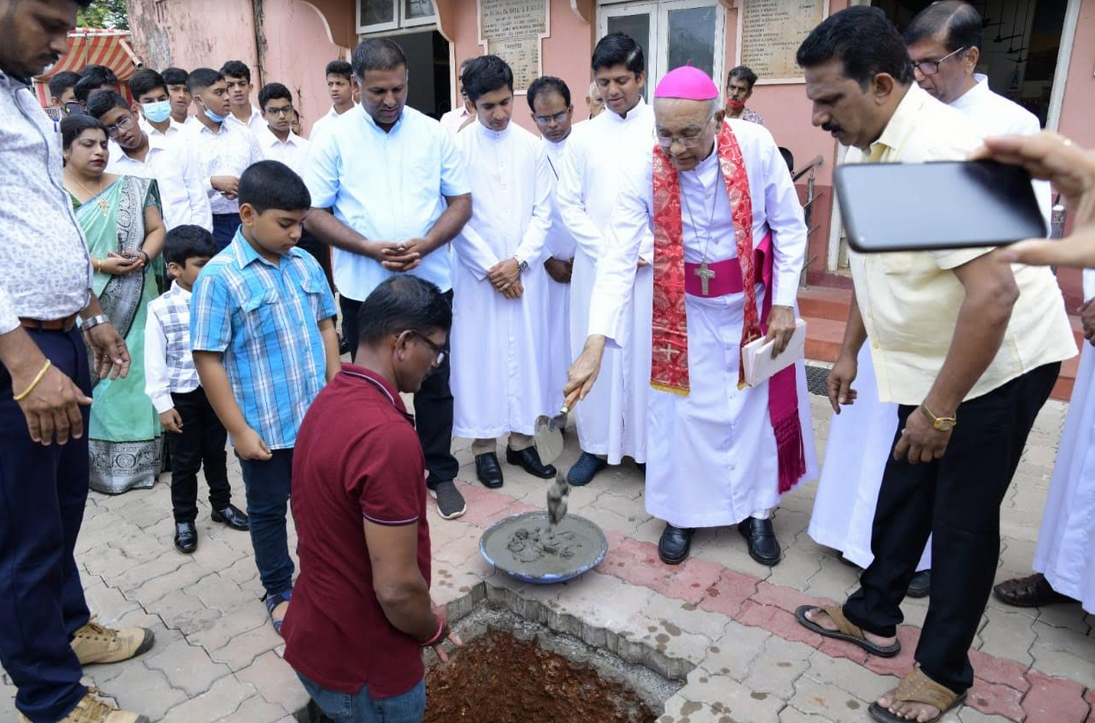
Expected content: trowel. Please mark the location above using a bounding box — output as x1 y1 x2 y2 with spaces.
536 405 569 526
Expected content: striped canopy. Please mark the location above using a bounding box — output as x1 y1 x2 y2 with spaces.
34 28 142 106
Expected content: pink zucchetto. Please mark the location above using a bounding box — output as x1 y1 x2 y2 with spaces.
654 65 719 100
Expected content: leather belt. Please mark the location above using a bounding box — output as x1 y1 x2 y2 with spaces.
20 313 78 332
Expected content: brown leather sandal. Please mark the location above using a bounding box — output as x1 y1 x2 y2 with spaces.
993 573 1073 608
795 604 901 657
869 666 966 723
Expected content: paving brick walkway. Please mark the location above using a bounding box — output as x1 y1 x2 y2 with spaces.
2 395 1092 722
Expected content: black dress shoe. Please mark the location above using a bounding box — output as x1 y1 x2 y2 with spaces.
739 517 781 566
174 522 197 554
658 523 695 565
907 570 931 598
505 445 557 479
212 504 250 531
475 452 504 488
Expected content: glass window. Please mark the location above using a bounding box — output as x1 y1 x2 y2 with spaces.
666 6 715 77
361 0 396 27
606 13 651 101
405 0 434 20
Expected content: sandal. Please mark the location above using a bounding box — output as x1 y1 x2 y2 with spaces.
795 604 901 658
869 666 967 723
992 573 1073 608
264 589 292 635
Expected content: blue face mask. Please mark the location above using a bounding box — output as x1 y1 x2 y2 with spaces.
141 100 171 124
204 107 229 123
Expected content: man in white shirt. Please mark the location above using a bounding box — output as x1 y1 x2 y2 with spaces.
451 55 556 487
184 67 265 249
162 66 193 126
528 75 577 424
130 68 189 138
87 88 212 232
257 82 310 175
221 60 265 136
557 33 654 488
309 59 356 146
586 81 605 119
566 66 815 568
304 38 472 521
810 0 1053 600
439 58 475 137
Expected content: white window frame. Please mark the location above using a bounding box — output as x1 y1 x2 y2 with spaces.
357 0 437 35
597 0 725 89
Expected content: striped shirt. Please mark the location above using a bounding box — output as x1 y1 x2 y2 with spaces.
190 229 337 449
144 282 200 413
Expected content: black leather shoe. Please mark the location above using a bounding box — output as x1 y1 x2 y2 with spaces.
174 522 197 554
739 517 781 566
907 570 931 598
505 445 557 479
212 504 250 531
658 523 695 565
475 452 504 488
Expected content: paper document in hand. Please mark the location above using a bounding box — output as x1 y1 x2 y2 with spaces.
741 319 807 387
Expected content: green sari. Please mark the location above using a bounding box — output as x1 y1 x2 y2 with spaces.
74 175 165 494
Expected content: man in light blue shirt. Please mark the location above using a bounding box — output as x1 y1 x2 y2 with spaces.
304 37 472 520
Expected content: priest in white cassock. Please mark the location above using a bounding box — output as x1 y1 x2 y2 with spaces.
557 32 656 487
450 55 557 489
808 0 1052 599
566 65 817 566
528 76 578 420
992 269 1095 611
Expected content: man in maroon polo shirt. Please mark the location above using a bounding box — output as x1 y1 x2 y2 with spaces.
283 276 459 723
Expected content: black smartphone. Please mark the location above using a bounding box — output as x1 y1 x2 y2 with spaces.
65 102 85 116
833 160 1046 253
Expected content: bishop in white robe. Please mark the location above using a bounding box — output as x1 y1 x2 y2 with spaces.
451 56 557 488
567 67 817 566
994 270 1095 612
557 92 655 484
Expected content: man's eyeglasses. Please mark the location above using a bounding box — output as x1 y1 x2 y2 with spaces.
911 46 966 76
407 330 446 364
265 105 295 117
104 115 134 137
533 110 569 126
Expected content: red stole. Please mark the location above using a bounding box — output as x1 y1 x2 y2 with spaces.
650 122 806 493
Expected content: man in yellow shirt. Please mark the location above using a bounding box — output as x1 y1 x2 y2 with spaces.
793 8 1076 723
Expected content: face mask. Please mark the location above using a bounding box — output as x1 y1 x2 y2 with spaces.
141 100 172 123
726 99 745 111
203 106 229 123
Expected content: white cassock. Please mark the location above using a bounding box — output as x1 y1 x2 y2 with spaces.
542 133 577 409
1032 270 1095 612
588 120 818 528
558 100 655 463
450 121 554 439
809 72 1050 567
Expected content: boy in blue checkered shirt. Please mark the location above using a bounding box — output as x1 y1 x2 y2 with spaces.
191 161 340 635
145 226 250 556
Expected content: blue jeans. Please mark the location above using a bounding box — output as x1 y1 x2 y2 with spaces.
211 213 239 251
237 449 294 598
0 329 92 722
298 674 426 723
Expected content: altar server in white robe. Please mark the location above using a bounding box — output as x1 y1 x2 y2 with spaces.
529 76 578 420
451 55 558 489
808 0 1052 599
567 66 817 566
557 32 656 487
992 269 1095 612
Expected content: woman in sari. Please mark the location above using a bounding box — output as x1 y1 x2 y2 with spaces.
60 115 167 494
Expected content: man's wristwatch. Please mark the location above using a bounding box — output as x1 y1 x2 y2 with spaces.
81 314 110 331
513 255 529 273
919 404 957 432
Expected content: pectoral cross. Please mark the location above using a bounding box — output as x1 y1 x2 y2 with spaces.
659 344 680 361
695 261 716 296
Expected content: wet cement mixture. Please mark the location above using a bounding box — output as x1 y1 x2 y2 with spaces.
423 630 656 723
482 514 604 578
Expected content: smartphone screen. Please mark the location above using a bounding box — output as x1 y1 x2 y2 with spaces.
834 160 1046 253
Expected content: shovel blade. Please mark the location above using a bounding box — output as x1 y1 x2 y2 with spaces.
534 415 565 466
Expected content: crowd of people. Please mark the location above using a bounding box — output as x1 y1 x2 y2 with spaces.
3 0 1095 722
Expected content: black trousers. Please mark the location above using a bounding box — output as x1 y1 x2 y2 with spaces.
340 292 459 486
843 362 1060 695
0 328 91 722
167 387 231 523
